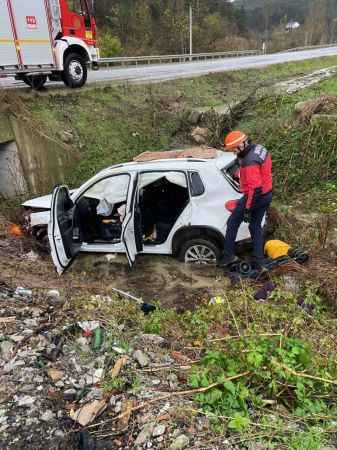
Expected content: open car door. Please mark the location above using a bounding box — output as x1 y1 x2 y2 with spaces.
48 185 82 275
122 174 143 267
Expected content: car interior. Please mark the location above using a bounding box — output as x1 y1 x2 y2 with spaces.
138 173 189 245
71 172 189 246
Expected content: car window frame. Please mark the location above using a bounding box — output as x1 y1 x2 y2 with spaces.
187 170 205 197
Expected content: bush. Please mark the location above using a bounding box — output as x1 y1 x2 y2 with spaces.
99 32 123 58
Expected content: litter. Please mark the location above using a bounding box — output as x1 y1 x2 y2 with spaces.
254 282 277 301
70 399 107 426
111 287 156 314
22 251 39 262
110 356 129 379
0 317 16 324
297 297 315 314
14 287 32 298
92 327 103 350
78 321 100 337
9 224 24 237
209 296 225 305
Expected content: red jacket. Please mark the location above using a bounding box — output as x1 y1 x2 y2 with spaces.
236 144 272 209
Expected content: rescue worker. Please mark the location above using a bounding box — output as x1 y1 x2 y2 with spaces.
218 130 273 269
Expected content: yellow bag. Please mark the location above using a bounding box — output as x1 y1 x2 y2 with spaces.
264 240 291 260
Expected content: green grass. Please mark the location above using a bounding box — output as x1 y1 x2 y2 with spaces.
19 54 337 189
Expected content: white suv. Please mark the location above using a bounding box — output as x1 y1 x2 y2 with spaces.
23 149 254 274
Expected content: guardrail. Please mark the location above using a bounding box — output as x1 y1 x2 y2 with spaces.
99 50 261 67
284 43 337 52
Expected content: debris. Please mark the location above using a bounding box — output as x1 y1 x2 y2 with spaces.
17 396 35 407
209 296 225 305
190 126 209 144
9 224 24 237
134 422 155 446
111 287 156 314
22 250 39 262
170 434 189 450
138 334 165 345
70 399 107 427
253 282 277 301
47 368 64 382
0 317 16 324
133 350 149 367
110 356 129 379
78 321 100 337
0 341 14 361
153 424 166 437
47 290 61 300
297 297 315 314
118 400 133 430
92 327 103 350
40 410 54 422
14 287 32 298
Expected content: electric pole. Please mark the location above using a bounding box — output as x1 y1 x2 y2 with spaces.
189 2 193 60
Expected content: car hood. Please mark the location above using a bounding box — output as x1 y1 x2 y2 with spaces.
22 189 77 210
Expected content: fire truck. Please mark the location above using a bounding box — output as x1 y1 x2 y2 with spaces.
0 0 99 89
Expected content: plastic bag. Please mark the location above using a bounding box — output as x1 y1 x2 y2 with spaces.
96 199 113 217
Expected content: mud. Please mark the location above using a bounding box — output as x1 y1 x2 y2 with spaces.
0 217 230 310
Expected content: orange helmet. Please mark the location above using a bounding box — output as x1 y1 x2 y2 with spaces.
224 130 247 150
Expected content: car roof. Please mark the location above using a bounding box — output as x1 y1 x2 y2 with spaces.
99 151 235 175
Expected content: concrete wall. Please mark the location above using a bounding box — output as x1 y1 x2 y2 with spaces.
0 111 71 198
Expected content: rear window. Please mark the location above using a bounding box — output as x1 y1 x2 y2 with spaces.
188 171 205 196
221 161 240 192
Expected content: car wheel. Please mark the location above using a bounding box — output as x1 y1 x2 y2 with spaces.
62 53 87 88
178 238 221 265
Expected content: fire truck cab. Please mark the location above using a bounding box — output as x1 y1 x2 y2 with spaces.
0 0 99 89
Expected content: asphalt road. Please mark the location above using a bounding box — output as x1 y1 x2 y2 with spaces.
1 46 337 89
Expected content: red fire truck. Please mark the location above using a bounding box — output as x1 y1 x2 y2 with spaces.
0 0 99 89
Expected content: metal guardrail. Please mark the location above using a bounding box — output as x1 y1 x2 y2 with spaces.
98 44 337 68
284 43 337 52
99 50 261 67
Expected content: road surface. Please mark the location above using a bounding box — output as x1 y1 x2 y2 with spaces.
1 46 337 89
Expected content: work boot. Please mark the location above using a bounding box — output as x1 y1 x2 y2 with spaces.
217 254 239 268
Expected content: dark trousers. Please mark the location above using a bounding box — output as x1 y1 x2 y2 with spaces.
224 192 272 261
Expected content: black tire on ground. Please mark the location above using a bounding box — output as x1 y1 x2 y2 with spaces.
22 75 47 90
62 53 87 88
177 238 221 265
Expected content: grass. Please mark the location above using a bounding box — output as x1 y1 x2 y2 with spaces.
11 53 337 190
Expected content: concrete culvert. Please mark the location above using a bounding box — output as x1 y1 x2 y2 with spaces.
0 141 28 198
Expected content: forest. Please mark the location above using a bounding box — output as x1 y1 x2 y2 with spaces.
94 0 337 56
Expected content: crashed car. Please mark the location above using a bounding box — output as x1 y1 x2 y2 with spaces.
23 148 262 274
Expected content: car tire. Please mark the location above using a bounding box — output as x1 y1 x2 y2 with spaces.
62 53 87 88
22 75 47 90
178 238 221 265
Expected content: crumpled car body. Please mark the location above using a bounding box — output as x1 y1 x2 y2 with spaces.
22 150 259 274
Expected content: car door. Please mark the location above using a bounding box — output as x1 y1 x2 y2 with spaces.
122 173 143 267
48 185 82 275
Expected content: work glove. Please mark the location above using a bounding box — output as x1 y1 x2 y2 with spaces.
243 209 252 223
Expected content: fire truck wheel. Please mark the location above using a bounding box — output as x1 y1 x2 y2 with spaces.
22 75 47 90
62 53 87 88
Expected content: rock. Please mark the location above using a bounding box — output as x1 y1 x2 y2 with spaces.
54 430 65 439
93 368 104 384
0 341 14 361
187 110 201 125
47 368 64 382
17 396 35 407
152 424 166 437
190 127 209 145
170 435 189 450
247 444 267 450
76 337 91 353
283 275 300 292
55 381 64 388
139 334 166 345
47 290 61 301
40 410 54 422
63 389 77 402
294 101 307 114
133 350 149 367
134 422 155 446
115 401 122 413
